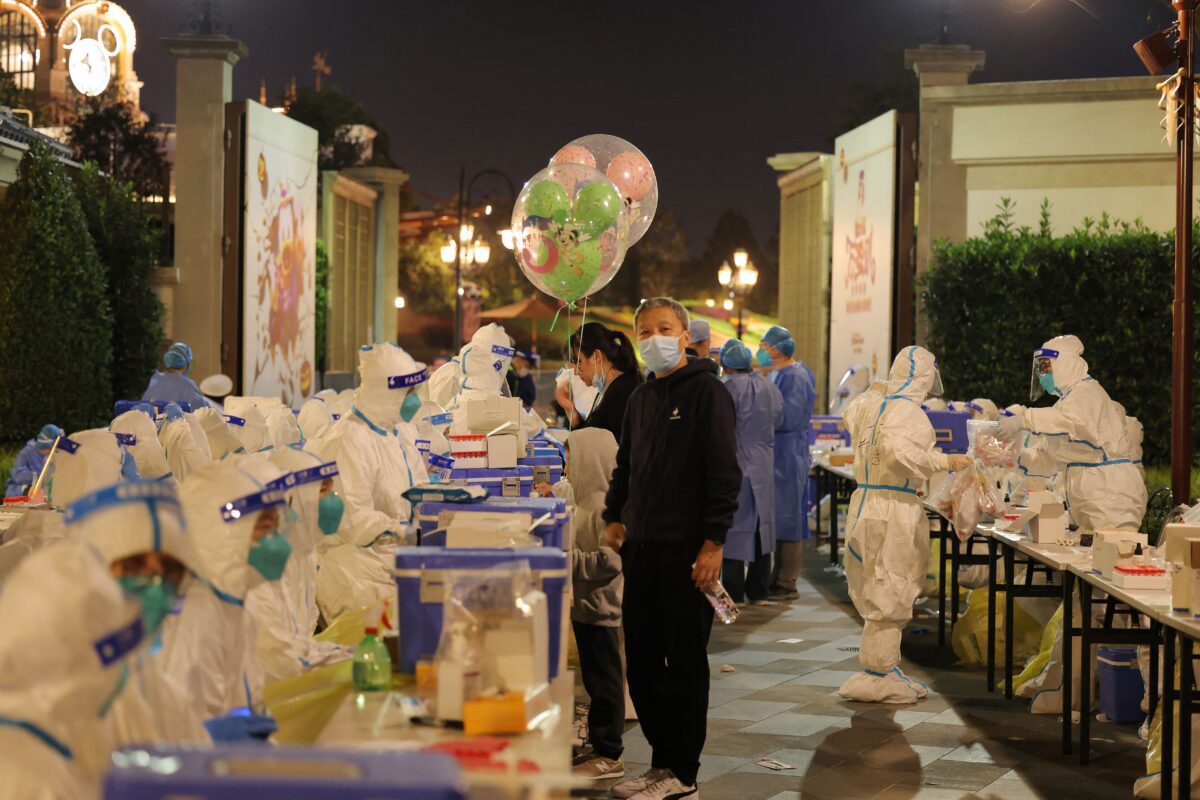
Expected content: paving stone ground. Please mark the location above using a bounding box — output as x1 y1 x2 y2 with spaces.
576 542 1145 799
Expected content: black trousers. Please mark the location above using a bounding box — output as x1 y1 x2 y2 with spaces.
722 521 770 603
621 541 714 786
572 622 625 760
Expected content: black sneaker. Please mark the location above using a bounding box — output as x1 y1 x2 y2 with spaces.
767 585 799 600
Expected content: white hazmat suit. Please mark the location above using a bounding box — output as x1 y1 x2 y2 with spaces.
159 459 286 718
839 346 958 704
64 482 209 752
194 407 244 461
310 343 428 622
223 398 272 454
111 410 172 481
47 429 126 509
0 541 145 800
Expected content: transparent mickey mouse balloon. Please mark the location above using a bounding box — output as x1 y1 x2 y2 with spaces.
551 134 658 246
511 162 628 305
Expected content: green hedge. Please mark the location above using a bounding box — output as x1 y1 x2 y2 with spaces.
923 200 1188 467
0 142 113 442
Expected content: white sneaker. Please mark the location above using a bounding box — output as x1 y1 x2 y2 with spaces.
611 767 672 799
628 774 699 800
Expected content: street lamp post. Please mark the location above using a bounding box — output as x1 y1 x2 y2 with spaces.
717 248 759 339
446 168 515 352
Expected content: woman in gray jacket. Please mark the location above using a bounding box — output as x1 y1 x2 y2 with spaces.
555 427 625 782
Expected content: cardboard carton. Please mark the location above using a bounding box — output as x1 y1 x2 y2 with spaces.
1163 525 1200 611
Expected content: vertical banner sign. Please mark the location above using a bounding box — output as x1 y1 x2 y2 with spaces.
829 111 898 401
241 102 319 405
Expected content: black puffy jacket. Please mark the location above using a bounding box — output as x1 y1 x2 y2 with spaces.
602 357 742 551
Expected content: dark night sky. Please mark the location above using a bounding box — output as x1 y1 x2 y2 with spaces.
118 0 1173 252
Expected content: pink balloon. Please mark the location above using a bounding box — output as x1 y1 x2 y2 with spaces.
606 151 655 203
551 144 596 169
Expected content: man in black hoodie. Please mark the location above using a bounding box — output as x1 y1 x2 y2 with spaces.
603 297 742 800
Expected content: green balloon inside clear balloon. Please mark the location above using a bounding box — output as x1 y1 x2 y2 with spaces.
524 181 569 224
571 181 621 239
548 239 604 303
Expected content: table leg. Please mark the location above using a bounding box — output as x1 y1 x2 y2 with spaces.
938 518 948 647
1181 637 1193 800
986 539 998 693
951 535 961 633
1079 580 1092 766
1151 625 1160 721
1004 545 1015 700
1063 572 1074 756
1163 627 1175 800
830 477 840 566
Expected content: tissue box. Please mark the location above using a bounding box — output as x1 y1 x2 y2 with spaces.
444 511 533 548
417 498 568 549
1025 491 1067 543
1092 530 1148 579
1163 524 1200 611
463 685 551 737
486 434 519 469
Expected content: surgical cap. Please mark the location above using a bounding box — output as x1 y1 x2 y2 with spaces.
762 325 796 357
36 424 63 449
689 320 711 344
720 340 752 371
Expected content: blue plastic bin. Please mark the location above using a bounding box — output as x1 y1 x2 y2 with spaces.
416 497 568 549
394 547 568 676
517 455 563 487
446 466 533 498
1097 646 1145 723
103 746 465 799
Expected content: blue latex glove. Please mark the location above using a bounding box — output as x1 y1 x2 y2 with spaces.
203 710 277 742
163 403 185 422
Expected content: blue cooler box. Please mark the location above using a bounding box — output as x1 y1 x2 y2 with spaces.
104 746 464 799
447 466 533 498
516 455 563 487
924 410 971 454
416 497 568 549
394 547 568 676
1097 646 1145 723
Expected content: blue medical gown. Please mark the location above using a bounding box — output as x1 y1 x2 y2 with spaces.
723 373 783 562
4 440 46 498
142 371 208 412
772 362 816 541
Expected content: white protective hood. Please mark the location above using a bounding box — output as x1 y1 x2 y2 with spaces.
222 397 272 454
353 343 427 429
65 481 194 571
194 407 243 461
111 409 172 481
48 429 125 509
298 398 335 443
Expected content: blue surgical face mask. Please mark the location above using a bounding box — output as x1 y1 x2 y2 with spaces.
755 348 773 367
591 357 607 392
1038 372 1056 397
248 529 292 581
638 335 683 375
318 493 345 535
400 391 422 423
117 574 180 636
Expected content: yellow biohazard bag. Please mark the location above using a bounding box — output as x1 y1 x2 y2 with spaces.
263 660 354 745
1133 661 1183 798
951 587 1042 668
1006 603 1061 694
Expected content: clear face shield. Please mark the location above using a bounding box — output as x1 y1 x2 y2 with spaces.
928 366 944 400
835 367 855 397
1030 348 1058 401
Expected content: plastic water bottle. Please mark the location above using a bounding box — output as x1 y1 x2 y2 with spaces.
352 625 393 691
703 580 741 624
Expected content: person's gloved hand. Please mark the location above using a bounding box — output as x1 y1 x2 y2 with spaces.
947 454 973 473
203 709 277 742
163 402 185 422
998 410 1024 439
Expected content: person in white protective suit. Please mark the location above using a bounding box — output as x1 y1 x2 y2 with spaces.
445 323 545 443
921 397 948 412
298 396 336 445
157 404 212 482
999 336 1147 714
839 346 971 704
829 364 870 416
223 397 273 454
0 541 146 800
193 406 244 461
309 343 429 623
257 399 302 450
159 458 289 718
329 389 356 418
1001 335 1146 531
968 398 1000 421
47 429 128 509
64 482 210 759
111 406 173 482
246 451 350 680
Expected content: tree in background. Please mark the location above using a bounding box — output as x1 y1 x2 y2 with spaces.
75 163 163 402
285 86 394 170
592 207 690 307
398 236 455 316
0 143 113 441
67 100 169 199
698 210 776 315
316 239 329 373
0 66 29 111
